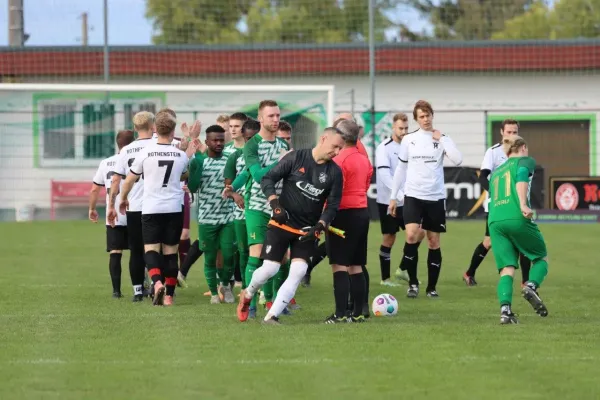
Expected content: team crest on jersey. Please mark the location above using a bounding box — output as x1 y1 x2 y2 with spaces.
433 142 439 149
319 172 327 183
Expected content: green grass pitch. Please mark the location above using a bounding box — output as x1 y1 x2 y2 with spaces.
1 220 599 399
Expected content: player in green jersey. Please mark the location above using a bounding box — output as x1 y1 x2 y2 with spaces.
488 135 549 324
188 125 242 304
224 119 260 290
242 100 290 315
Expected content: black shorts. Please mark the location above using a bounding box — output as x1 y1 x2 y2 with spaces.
327 208 369 266
260 225 316 263
126 211 144 252
484 213 490 236
403 196 447 233
106 226 128 252
142 212 184 246
377 203 405 234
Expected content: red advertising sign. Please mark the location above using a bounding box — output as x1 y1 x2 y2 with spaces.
550 177 600 211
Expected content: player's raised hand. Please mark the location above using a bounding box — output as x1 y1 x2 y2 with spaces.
432 129 442 141
181 122 190 137
178 138 189 151
88 208 99 223
107 207 117 227
119 199 129 216
189 120 202 139
521 204 534 219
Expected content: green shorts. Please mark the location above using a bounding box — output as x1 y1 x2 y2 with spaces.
489 219 547 271
234 218 248 252
198 223 235 254
245 209 270 246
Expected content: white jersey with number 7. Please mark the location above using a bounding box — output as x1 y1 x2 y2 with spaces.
129 143 189 215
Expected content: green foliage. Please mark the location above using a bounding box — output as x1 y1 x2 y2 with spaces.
146 0 399 44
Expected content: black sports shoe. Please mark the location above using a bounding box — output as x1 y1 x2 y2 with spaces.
324 314 349 324
132 294 144 302
522 283 548 317
112 291 123 299
301 274 311 288
463 273 478 286
407 284 419 298
426 290 439 298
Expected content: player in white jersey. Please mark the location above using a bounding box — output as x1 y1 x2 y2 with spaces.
108 111 155 302
89 130 135 298
376 112 413 287
390 100 463 298
120 112 190 306
463 119 531 286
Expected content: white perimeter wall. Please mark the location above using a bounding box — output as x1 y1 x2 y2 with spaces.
1 74 599 211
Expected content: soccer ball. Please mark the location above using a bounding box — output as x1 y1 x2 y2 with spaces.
372 294 398 317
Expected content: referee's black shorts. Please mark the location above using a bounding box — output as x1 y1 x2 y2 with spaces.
403 196 447 233
377 202 405 234
126 211 144 252
326 208 370 266
106 226 128 252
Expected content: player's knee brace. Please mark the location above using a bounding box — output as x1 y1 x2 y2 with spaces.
144 250 163 270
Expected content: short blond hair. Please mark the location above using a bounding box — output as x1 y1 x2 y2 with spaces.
155 112 177 137
216 114 230 124
133 111 155 132
502 135 527 156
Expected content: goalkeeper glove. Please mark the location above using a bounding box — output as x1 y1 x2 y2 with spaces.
299 222 325 242
269 198 288 224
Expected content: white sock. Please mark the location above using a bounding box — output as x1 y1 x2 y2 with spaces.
267 260 307 318
246 260 280 299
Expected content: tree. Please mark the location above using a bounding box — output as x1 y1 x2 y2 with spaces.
146 0 401 45
401 0 535 40
492 0 600 40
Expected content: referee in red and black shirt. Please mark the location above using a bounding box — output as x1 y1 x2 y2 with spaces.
325 119 373 324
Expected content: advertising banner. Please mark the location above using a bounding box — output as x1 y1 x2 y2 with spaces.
550 177 600 211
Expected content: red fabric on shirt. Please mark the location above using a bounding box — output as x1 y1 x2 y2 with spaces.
334 146 372 210
356 139 368 158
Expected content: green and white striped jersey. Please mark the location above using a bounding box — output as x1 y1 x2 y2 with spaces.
188 147 236 225
243 134 289 215
224 148 246 220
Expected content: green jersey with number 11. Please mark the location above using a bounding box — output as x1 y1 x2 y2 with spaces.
488 156 536 224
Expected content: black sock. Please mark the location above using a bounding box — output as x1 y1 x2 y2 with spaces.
164 254 179 296
519 253 531 283
349 273 366 317
426 248 442 292
307 242 327 275
109 253 122 293
400 240 422 271
178 238 191 266
180 240 203 277
129 248 146 287
466 242 488 277
333 271 350 318
402 242 419 285
362 265 370 304
379 245 392 280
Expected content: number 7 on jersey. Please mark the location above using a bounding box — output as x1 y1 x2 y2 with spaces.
158 160 174 187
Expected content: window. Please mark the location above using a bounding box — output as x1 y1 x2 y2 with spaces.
83 104 115 159
42 103 76 160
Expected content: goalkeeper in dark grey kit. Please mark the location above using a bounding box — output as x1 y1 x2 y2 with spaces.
237 127 345 324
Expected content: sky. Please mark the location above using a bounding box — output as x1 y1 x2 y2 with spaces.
0 0 431 46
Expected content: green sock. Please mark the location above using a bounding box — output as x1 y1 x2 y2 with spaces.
529 259 548 288
204 263 218 296
245 256 261 308
239 249 249 289
263 276 274 302
274 261 290 299
497 275 513 307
